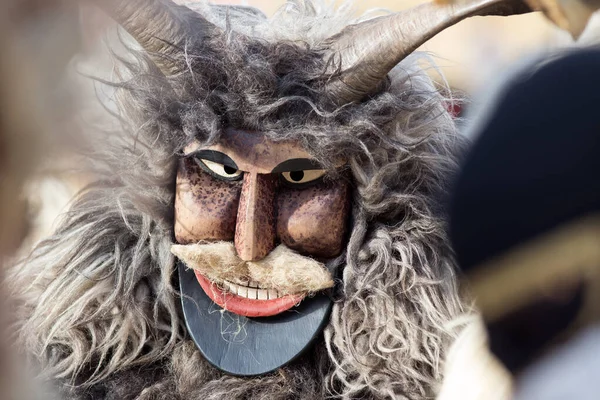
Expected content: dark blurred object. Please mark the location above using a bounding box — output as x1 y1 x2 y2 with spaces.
0 0 82 399
437 0 600 37
450 48 600 375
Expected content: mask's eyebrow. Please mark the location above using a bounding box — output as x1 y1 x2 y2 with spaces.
189 150 238 169
271 158 322 173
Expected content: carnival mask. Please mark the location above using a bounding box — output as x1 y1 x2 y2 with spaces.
172 129 350 375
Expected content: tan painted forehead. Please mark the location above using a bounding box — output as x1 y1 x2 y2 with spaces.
184 129 313 174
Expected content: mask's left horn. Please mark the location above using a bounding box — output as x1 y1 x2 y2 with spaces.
90 0 222 76
324 0 532 105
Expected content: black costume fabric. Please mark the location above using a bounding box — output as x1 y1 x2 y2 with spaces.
450 48 600 372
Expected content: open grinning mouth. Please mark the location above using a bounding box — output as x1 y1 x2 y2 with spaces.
194 272 306 317
221 280 286 300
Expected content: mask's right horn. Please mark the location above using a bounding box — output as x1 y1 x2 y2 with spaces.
91 0 225 76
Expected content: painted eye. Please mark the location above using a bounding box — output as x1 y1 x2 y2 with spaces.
197 159 243 181
281 169 326 185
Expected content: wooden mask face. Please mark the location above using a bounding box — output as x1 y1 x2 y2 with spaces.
172 129 350 376
173 129 350 318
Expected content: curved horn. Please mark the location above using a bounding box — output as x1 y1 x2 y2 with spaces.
325 0 532 104
91 0 222 75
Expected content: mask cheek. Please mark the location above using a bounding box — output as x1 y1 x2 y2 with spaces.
276 181 350 258
174 158 241 244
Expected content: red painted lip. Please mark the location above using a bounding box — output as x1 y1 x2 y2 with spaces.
194 272 306 317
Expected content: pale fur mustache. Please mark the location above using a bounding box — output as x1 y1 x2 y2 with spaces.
171 242 334 295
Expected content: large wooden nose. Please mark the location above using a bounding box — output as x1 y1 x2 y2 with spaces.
234 172 277 261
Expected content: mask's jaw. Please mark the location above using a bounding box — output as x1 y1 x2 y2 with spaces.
179 261 332 376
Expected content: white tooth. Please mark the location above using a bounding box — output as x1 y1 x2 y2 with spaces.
237 285 248 298
247 287 258 299
268 289 278 300
224 281 236 294
257 289 268 300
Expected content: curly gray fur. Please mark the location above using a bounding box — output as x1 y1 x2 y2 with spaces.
9 1 466 399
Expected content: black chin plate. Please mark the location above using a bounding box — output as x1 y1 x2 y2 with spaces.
178 261 332 376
